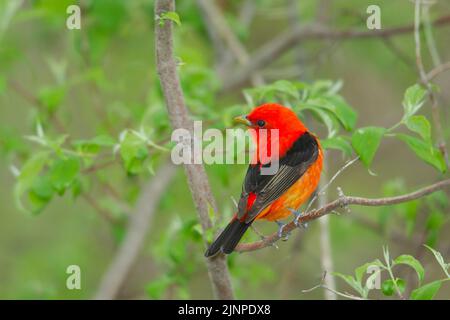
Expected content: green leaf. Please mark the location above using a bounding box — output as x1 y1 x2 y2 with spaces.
405 115 431 143
323 95 357 131
48 157 80 194
159 11 181 26
332 272 364 296
301 105 339 137
321 136 353 156
424 245 450 277
411 280 442 300
271 80 300 101
402 84 427 119
119 131 149 174
14 152 49 212
351 127 386 168
30 174 53 201
28 175 54 214
382 278 405 296
38 86 66 112
16 152 48 191
355 259 384 284
381 279 395 296
394 255 424 283
396 134 446 173
73 135 115 155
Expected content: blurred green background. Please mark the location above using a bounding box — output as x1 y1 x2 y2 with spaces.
0 0 449 299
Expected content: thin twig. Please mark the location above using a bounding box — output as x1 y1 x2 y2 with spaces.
302 283 365 300
425 61 450 81
413 0 448 167
305 156 359 213
82 193 117 224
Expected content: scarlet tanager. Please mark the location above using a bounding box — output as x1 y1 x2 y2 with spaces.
205 103 323 257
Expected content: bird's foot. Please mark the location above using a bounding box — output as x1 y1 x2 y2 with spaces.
288 208 309 229
275 220 290 240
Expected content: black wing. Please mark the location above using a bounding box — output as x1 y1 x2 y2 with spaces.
237 132 319 223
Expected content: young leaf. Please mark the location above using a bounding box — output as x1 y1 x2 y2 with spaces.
424 245 450 277
159 11 181 26
38 86 66 112
410 280 442 300
48 157 81 194
73 135 116 155
396 134 446 173
271 80 300 101
301 105 339 137
323 95 357 131
355 259 384 284
119 131 149 174
27 173 54 214
405 115 431 143
332 272 364 297
351 127 386 168
402 84 427 119
321 136 353 156
393 254 424 283
14 152 49 212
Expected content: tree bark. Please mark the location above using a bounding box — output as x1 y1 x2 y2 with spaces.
155 0 234 300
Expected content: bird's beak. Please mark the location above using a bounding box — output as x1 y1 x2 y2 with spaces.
233 115 252 126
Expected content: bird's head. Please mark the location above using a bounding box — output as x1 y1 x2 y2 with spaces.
234 103 307 135
234 103 309 161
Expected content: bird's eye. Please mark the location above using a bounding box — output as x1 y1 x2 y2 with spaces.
257 120 266 127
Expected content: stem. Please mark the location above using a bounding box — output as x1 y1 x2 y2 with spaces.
318 156 337 300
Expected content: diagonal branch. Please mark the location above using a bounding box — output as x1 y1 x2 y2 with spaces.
155 0 234 300
94 163 177 300
235 179 450 252
196 0 264 86
222 14 450 91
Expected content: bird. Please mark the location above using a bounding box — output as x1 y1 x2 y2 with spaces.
205 103 323 257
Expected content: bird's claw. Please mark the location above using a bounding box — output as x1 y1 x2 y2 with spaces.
275 221 290 240
288 208 308 229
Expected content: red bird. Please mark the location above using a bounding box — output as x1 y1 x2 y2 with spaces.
205 103 323 257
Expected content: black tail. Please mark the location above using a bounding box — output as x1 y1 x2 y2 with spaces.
205 218 252 257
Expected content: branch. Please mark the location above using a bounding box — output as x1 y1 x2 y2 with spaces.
235 179 450 252
196 0 264 86
94 163 176 300
9 79 65 132
221 14 450 91
155 0 234 300
425 61 450 81
414 0 448 166
317 156 337 300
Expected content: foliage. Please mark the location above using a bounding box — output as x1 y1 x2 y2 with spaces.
329 246 450 300
0 0 449 300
